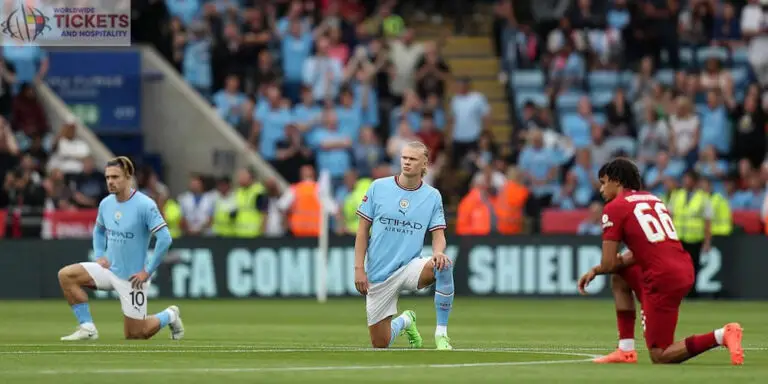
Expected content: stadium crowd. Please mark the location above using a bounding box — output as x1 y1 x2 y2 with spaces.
126 0 768 239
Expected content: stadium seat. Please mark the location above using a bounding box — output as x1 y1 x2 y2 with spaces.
588 70 619 91
731 67 748 88
697 46 729 65
655 69 675 86
590 90 613 109
515 91 548 108
679 47 693 67
511 70 545 91
619 71 634 89
555 91 583 114
732 47 749 68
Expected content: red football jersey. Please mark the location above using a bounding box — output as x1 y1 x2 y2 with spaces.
601 190 694 286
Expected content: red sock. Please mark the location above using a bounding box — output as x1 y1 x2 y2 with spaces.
616 310 635 340
684 332 718 358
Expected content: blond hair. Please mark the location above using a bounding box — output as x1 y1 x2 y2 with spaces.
404 140 430 177
107 156 135 177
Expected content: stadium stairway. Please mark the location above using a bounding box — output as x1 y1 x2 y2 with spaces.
412 12 513 225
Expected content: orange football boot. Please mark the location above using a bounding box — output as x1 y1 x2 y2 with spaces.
722 322 744 366
593 349 638 364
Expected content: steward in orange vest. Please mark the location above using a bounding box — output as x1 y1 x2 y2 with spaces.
456 187 494 236
495 180 529 235
288 166 322 237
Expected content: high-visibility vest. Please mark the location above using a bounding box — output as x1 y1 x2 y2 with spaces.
456 188 492 236
343 178 372 233
710 193 732 236
670 189 708 243
495 181 528 235
234 184 265 238
212 193 237 237
164 199 182 238
289 181 321 237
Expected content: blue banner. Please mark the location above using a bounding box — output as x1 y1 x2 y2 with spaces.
45 50 141 133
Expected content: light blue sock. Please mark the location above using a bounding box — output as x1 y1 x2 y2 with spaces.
71 303 93 325
389 316 407 347
434 265 454 331
155 310 171 328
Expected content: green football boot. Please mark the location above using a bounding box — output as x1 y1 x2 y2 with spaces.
401 310 422 348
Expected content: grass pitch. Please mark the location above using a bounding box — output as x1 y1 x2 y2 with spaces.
0 298 766 383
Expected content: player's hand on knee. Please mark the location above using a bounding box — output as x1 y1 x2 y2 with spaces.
432 253 451 271
578 268 597 295
95 257 110 269
129 270 150 290
354 267 369 295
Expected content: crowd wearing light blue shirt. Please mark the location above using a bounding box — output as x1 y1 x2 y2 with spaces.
518 145 560 197
450 92 489 143
302 56 343 101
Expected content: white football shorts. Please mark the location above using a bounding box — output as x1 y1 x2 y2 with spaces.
366 257 430 326
80 262 149 320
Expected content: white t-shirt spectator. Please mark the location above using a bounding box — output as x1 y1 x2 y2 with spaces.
742 3 768 83
178 191 216 235
669 114 699 155
389 41 424 96
48 137 90 174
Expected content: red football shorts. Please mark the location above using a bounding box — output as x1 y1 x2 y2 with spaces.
617 264 644 303
641 281 693 350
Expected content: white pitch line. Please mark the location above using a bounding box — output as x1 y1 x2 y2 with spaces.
0 348 602 356
2 356 600 375
1 345 767 352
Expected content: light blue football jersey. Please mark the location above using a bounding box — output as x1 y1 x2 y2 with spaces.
356 176 446 284
96 190 168 280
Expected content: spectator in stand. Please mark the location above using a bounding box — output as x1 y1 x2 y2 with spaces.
518 129 560 210
17 154 42 186
742 0 768 86
423 93 446 130
327 26 350 64
416 113 444 165
679 0 715 57
387 120 417 174
698 90 731 158
262 177 288 238
336 86 363 140
138 166 170 201
0 57 16 118
165 0 200 26
12 83 49 140
0 168 46 237
569 148 599 208
351 66 380 131
183 22 213 100
414 41 451 101
70 156 107 209
274 123 314 183
23 134 49 168
42 168 73 210
733 172 766 211
277 0 312 35
637 107 670 169
47 118 90 177
629 56 657 106
577 202 604 235
729 87 766 169
2 42 48 94
644 151 685 197
0 118 20 185
604 88 635 139
178 174 216 237
694 145 729 195
251 84 292 163
389 28 423 103
668 96 700 167
292 86 323 133
170 17 187 73
235 96 256 139
213 74 247 126
253 50 283 94
314 110 352 184
552 171 578 210
279 18 316 103
303 36 344 103
450 77 490 168
390 89 423 135
563 97 599 150
463 132 498 175
353 127 386 178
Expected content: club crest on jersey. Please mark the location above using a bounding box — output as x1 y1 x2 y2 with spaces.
114 211 122 221
602 214 613 229
398 199 409 215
